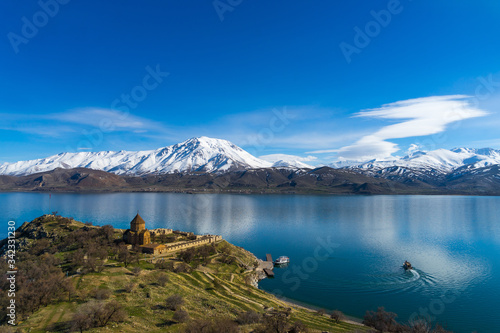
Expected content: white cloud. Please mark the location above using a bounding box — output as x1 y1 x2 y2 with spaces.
333 95 489 161
259 154 317 163
406 143 421 156
47 107 165 131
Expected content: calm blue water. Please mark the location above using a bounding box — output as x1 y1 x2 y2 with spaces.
1 193 499 333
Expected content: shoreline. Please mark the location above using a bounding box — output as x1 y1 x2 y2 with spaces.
266 293 365 326
249 254 366 328
0 189 497 196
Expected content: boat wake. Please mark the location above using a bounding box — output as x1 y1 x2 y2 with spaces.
313 267 434 296
407 269 420 283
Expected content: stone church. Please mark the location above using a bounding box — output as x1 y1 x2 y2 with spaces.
123 213 151 246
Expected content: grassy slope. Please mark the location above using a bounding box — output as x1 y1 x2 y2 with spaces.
10 216 367 332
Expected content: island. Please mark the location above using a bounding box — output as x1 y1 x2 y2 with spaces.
0 214 367 332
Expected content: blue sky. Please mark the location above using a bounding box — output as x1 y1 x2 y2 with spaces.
1 0 500 165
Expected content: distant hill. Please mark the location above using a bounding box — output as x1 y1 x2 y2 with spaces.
0 136 499 195
1 165 498 195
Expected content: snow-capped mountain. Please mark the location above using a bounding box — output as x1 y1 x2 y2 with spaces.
1 136 499 186
0 137 272 176
330 147 500 184
336 148 500 172
271 159 313 169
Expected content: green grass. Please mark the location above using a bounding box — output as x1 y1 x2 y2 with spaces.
15 241 368 333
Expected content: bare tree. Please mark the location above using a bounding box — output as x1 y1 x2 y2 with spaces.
363 307 401 333
211 317 239 332
62 278 76 302
236 310 261 325
118 247 132 267
184 317 238 333
289 320 309 333
259 312 290 333
330 310 344 324
72 310 92 333
72 300 126 332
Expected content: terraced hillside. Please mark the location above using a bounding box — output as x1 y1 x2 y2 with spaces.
0 215 367 332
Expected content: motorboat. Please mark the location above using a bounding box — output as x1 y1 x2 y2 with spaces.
274 256 290 265
403 260 413 270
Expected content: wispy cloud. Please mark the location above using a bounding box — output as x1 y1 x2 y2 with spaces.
259 154 318 163
47 107 166 131
326 95 489 161
0 108 173 142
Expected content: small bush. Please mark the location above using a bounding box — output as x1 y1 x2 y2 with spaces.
363 307 400 332
132 266 142 276
173 309 189 323
185 317 238 333
155 260 174 271
124 283 136 293
316 309 326 316
237 310 261 325
289 320 309 333
91 288 111 300
165 294 184 311
158 273 169 287
211 317 239 332
174 262 192 273
72 300 125 331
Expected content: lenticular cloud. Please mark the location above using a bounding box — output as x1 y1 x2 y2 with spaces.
337 95 488 161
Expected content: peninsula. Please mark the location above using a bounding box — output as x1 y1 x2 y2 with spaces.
0 214 366 332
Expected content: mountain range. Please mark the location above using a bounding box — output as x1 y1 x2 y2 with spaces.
1 137 499 195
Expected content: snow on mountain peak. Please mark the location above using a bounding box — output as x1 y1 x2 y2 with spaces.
0 137 272 176
330 147 500 174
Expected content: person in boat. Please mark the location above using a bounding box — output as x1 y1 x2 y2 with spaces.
403 260 412 269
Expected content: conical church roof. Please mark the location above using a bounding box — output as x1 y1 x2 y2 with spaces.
131 213 146 226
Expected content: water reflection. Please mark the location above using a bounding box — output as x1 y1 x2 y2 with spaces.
1 193 499 332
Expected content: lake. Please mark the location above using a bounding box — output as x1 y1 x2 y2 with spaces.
1 192 499 332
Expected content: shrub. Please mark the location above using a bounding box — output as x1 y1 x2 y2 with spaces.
184 317 238 333
174 262 192 273
132 266 142 276
236 310 261 325
289 320 309 333
211 317 239 332
173 309 189 323
165 294 184 311
258 312 290 333
179 248 196 263
124 283 136 293
158 273 169 287
315 309 326 316
363 307 400 332
155 260 175 271
91 288 111 300
72 300 125 332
